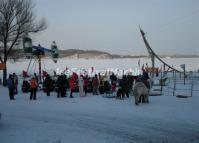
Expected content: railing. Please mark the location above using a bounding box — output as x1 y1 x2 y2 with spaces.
151 71 199 97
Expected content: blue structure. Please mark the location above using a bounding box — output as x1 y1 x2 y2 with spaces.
23 34 59 82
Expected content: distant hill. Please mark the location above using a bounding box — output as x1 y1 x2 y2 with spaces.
59 49 199 59
3 48 199 60
59 49 148 59
59 49 113 59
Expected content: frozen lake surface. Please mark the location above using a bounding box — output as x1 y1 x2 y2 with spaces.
2 57 199 78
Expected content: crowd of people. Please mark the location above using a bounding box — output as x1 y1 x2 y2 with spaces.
6 69 151 101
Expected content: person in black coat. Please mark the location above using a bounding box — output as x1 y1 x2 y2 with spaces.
7 74 15 100
56 74 67 98
43 74 53 96
119 75 129 99
126 75 134 91
110 73 117 92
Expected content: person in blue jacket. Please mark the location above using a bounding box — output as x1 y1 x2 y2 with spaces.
7 74 15 100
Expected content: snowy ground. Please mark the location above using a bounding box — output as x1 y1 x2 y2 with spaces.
0 85 199 143
0 58 199 143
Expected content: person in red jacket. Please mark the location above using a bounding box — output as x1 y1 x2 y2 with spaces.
69 77 75 98
30 77 38 100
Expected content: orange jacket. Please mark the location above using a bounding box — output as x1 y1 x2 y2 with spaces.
30 78 38 89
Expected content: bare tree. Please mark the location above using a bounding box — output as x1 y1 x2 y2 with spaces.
0 0 47 85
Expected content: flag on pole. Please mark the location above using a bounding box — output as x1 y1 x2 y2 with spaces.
91 67 94 73
138 59 140 68
142 64 145 72
146 63 148 68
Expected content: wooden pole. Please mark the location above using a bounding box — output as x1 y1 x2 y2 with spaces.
38 55 42 83
184 65 186 85
173 72 176 96
160 67 163 95
191 81 193 97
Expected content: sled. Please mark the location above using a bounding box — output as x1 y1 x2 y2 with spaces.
176 95 190 98
102 91 116 98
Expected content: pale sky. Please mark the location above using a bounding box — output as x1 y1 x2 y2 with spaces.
33 0 199 55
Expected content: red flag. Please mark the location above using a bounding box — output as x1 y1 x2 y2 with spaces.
22 70 29 78
91 67 94 73
42 70 48 78
142 64 145 72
